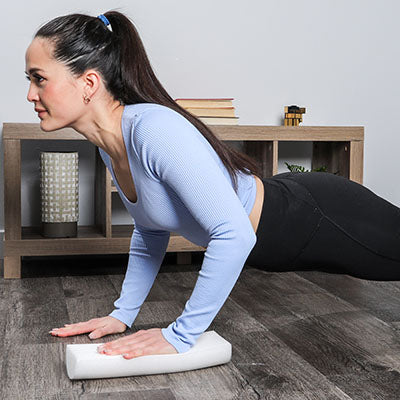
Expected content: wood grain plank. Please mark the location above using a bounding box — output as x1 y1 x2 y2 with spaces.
51 388 177 399
229 268 359 330
271 310 400 398
3 123 364 141
226 330 352 400
297 271 400 324
0 343 72 399
59 275 121 343
0 277 12 383
328 371 400 400
62 275 119 299
211 289 352 398
79 389 176 399
349 140 364 184
3 278 69 345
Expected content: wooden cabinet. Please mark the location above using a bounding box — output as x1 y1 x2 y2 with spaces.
2 123 364 278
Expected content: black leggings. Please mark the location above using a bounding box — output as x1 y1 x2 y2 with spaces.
246 172 400 280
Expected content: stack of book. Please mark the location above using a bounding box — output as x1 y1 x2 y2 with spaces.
175 98 239 125
284 105 306 126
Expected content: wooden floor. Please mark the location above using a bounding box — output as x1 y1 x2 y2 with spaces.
1 253 400 399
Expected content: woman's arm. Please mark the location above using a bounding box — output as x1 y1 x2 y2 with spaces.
109 224 170 327
133 108 257 353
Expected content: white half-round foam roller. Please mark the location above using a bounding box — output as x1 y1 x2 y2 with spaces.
66 330 232 380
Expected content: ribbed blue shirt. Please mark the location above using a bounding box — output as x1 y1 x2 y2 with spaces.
98 103 257 353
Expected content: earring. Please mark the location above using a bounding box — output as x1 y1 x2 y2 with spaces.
83 96 91 104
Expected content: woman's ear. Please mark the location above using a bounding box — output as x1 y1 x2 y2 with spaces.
81 69 101 99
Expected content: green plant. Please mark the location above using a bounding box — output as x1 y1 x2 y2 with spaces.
284 162 331 173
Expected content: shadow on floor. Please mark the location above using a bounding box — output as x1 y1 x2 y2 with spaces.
1 252 205 279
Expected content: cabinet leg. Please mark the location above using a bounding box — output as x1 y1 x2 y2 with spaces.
3 256 21 279
177 252 192 265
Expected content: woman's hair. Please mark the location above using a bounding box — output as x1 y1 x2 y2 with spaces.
34 11 263 192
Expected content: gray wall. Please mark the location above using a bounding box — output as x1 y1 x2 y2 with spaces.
1 0 399 258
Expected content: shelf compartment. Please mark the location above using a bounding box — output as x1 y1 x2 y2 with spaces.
312 141 350 177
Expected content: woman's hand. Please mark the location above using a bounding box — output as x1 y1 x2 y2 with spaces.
97 328 178 359
49 316 127 339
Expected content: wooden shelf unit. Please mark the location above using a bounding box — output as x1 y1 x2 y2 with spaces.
2 123 364 278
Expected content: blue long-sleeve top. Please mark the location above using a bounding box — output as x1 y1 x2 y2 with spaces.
98 103 257 353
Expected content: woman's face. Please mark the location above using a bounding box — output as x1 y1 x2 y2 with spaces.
25 38 87 131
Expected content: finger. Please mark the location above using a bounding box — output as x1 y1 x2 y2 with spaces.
97 329 141 348
49 323 73 333
49 323 94 337
122 347 146 359
50 322 85 331
88 326 110 340
99 334 153 355
115 329 147 343
119 339 176 359
100 331 148 350
100 343 146 357
49 328 83 337
120 339 167 359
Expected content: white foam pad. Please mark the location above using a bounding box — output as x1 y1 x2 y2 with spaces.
66 330 232 379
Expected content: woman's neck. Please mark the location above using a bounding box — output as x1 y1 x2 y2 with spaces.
73 101 126 161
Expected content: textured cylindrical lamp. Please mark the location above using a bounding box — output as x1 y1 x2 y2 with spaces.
40 151 79 238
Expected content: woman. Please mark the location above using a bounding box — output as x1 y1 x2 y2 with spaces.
25 11 400 360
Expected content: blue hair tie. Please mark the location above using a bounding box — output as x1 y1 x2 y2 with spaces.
97 14 112 31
